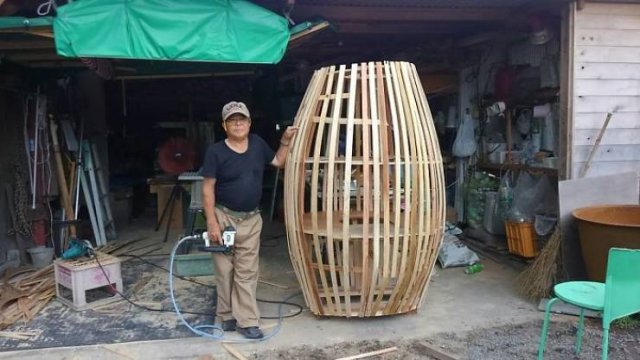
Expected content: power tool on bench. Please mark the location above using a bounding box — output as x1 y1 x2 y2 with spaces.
62 238 95 259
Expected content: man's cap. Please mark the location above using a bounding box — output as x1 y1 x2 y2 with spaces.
222 101 251 122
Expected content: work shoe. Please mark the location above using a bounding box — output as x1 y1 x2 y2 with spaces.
221 319 236 331
236 326 264 339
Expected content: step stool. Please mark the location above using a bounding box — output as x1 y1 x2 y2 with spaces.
54 252 123 311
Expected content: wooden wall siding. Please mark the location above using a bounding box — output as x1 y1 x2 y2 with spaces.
572 2 640 178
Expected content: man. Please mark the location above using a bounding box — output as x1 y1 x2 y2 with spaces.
201 101 296 339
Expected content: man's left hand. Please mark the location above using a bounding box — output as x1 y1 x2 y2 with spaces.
281 126 298 142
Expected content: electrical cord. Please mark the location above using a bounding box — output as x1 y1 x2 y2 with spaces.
118 253 303 319
167 235 303 342
93 253 212 316
92 235 304 342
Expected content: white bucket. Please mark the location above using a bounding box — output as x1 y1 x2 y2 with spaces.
27 246 54 268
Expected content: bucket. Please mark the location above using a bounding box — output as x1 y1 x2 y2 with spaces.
573 205 640 282
27 246 55 268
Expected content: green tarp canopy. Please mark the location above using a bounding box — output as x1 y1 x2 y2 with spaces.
52 0 290 64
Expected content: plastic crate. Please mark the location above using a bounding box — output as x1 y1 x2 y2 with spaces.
174 253 215 277
505 220 538 258
54 252 122 310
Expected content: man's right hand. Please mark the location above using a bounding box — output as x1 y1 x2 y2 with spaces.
207 221 222 244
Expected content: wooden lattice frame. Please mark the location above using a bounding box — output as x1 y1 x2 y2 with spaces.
284 61 446 317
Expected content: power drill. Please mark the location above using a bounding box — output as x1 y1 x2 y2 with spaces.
197 226 235 253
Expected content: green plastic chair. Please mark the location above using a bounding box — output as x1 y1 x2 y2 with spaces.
538 248 640 360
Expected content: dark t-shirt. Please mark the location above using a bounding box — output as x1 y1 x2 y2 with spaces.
201 134 275 212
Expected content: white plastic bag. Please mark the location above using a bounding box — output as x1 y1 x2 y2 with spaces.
438 234 480 268
452 110 477 157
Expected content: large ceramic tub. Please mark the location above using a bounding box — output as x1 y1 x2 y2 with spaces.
573 205 640 282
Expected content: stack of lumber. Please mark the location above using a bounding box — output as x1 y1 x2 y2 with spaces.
0 266 56 330
0 236 161 330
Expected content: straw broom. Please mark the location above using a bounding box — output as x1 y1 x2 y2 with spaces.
516 227 562 300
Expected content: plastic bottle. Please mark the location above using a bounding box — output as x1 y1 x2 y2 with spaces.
464 263 484 274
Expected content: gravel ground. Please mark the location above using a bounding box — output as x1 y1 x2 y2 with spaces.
253 319 640 359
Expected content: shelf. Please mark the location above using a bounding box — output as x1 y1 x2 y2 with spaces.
478 162 558 176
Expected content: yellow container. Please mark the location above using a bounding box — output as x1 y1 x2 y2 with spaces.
505 220 537 258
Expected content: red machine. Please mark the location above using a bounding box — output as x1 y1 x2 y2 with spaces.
157 137 197 175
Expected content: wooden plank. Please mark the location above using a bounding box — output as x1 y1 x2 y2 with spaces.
574 96 640 112
383 62 404 286
289 5 508 22
375 62 392 312
576 46 640 63
579 2 640 15
49 120 76 240
561 1 577 180
378 62 393 313
324 64 347 315
221 343 248 360
572 128 640 146
368 62 383 314
359 62 372 317
310 65 337 315
335 346 398 360
576 63 640 80
0 40 54 50
334 22 468 35
575 79 640 96
288 21 330 43
575 13 640 30
409 61 445 307
341 63 358 315
396 62 423 313
575 112 640 129
571 160 640 178
538 298 601 318
384 62 411 313
258 279 289 290
576 29 640 47
403 62 432 312
0 330 40 340
382 61 412 314
573 144 640 162
288 67 328 314
413 342 460 360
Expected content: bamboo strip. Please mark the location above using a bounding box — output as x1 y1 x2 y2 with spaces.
325 65 347 315
335 346 398 360
359 62 372 317
310 65 337 315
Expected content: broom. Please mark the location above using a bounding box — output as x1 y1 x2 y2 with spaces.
516 226 562 300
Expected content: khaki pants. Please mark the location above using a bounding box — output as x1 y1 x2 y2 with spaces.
212 207 262 328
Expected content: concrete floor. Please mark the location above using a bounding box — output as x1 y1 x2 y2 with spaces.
0 217 545 360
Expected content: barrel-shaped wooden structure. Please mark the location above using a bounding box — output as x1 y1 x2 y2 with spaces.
284 61 445 317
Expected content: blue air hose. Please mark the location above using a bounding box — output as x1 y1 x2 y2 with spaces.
168 234 301 342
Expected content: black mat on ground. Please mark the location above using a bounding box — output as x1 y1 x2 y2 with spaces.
0 258 215 351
